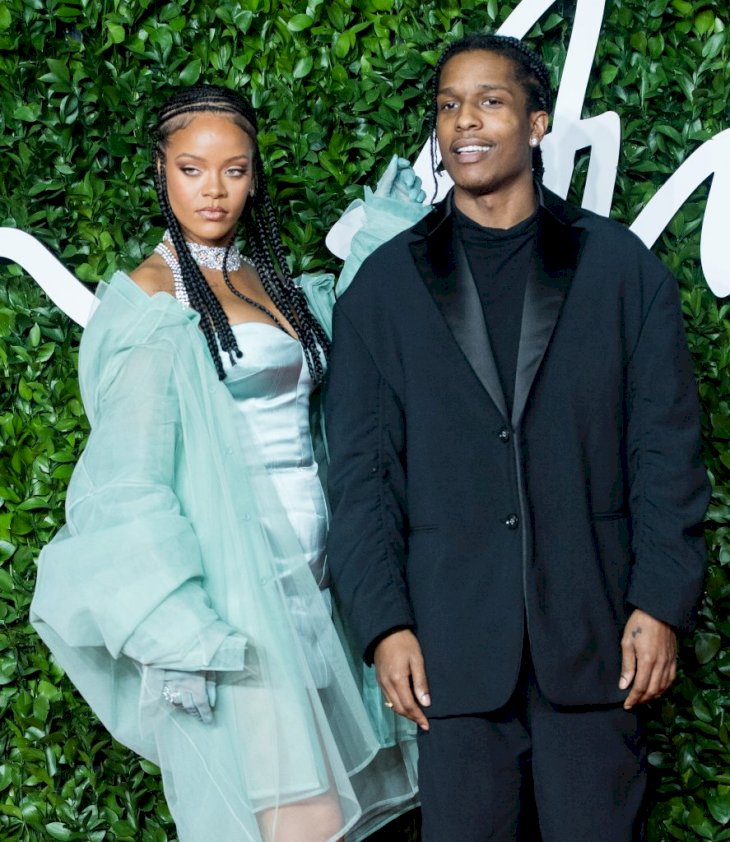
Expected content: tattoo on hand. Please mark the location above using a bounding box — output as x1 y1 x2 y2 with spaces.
631 626 642 638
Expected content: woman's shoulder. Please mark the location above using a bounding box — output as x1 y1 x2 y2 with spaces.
129 251 174 297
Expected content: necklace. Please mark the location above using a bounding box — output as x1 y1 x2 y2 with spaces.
154 233 290 336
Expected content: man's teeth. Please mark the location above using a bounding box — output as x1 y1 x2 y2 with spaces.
456 145 491 153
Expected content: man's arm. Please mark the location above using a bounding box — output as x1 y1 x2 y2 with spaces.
325 300 431 727
621 269 710 706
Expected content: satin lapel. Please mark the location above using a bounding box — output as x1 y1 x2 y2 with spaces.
511 207 586 428
409 208 508 419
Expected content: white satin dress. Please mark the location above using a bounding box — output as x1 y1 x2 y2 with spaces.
223 321 328 581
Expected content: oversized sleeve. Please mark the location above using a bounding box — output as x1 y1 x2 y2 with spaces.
625 271 710 629
298 188 431 339
324 304 414 662
334 190 430 297
31 338 246 672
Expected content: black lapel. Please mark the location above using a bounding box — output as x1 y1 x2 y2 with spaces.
409 197 508 419
511 193 587 428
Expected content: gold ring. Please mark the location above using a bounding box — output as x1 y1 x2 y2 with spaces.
384 700 394 708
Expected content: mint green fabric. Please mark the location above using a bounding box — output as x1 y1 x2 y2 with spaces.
31 189 427 841
333 191 431 299
296 190 430 338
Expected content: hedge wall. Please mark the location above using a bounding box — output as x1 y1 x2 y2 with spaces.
0 0 728 839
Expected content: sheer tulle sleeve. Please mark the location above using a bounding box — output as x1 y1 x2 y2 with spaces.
298 183 431 338
33 339 246 671
31 274 418 841
334 189 430 297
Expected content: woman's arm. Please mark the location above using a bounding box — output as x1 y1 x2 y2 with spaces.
32 339 246 673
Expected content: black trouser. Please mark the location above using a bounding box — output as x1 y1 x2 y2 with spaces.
417 654 647 841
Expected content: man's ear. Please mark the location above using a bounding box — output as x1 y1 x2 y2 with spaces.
530 111 549 144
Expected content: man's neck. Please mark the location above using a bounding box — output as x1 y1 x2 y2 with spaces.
453 179 538 230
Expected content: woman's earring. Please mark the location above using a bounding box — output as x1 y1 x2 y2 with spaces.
529 137 539 147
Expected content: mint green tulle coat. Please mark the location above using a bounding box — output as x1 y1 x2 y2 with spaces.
31 192 430 842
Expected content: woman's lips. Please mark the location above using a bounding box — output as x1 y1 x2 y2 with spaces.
197 208 227 221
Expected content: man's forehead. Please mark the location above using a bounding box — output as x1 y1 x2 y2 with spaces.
439 50 515 83
439 51 518 88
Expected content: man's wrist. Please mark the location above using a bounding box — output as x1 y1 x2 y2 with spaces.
365 624 415 665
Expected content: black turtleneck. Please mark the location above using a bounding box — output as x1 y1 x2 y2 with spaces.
454 205 539 414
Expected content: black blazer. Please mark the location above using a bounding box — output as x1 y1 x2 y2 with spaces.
325 188 709 716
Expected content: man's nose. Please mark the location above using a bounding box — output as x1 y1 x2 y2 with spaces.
456 103 481 131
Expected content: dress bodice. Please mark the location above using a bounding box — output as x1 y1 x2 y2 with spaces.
222 322 315 471
221 321 327 586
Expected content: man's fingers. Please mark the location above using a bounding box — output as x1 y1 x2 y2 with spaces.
374 630 430 729
410 656 431 708
382 671 429 730
619 636 637 691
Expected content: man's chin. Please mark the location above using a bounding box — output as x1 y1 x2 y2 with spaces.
451 180 497 199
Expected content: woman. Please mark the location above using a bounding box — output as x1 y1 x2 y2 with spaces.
30 85 427 841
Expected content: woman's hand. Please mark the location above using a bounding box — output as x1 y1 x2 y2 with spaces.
375 155 426 204
162 670 217 723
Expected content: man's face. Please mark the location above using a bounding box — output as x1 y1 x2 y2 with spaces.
436 50 545 200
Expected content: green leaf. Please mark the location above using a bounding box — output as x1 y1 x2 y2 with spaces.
293 56 313 79
106 22 126 44
707 792 730 825
28 323 41 348
287 13 314 32
45 823 73 842
179 59 202 85
694 11 716 35
602 65 619 85
695 632 722 664
0 541 16 563
671 0 693 15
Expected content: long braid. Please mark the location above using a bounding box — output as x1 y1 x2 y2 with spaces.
152 84 329 384
428 34 554 192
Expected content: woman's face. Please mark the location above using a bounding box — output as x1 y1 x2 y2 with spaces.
163 112 255 247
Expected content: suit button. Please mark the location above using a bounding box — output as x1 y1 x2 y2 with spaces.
498 427 511 443
505 514 519 530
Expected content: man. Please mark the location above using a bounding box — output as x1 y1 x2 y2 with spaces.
325 34 709 841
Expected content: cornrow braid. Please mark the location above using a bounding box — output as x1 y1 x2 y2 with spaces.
151 84 330 383
428 33 554 192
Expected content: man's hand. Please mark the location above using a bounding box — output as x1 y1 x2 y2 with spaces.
374 629 431 730
619 609 677 709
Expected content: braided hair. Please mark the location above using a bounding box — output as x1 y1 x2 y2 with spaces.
152 84 330 383
428 33 553 189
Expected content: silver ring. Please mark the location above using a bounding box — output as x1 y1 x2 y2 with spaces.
383 700 394 709
162 685 182 706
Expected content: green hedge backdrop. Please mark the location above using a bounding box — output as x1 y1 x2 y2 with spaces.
0 0 728 839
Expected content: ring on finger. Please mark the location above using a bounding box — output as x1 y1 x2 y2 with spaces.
162 685 183 706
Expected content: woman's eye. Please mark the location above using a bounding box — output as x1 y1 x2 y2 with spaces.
180 166 199 176
226 168 247 177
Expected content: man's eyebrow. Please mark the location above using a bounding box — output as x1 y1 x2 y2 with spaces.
437 84 513 96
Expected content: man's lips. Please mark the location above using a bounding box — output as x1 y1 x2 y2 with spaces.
452 141 494 159
197 207 228 220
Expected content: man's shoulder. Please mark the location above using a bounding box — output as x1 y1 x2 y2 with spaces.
544 188 653 253
338 213 430 307
544 188 670 282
